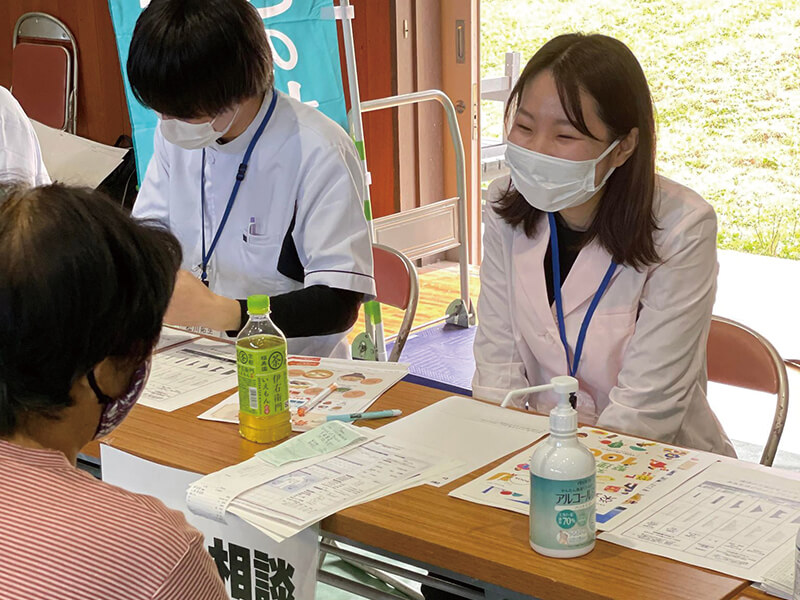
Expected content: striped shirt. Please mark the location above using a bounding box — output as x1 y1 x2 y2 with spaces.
0 440 228 600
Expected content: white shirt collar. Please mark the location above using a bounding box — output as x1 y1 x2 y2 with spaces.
211 89 275 155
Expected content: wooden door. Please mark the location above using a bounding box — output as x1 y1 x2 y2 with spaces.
440 0 481 264
365 0 481 264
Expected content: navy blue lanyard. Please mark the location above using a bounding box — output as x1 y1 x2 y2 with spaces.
548 212 617 377
200 91 278 282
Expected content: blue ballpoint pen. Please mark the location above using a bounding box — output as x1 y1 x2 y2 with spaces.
327 409 402 422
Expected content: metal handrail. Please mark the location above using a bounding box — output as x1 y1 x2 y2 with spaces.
354 89 473 323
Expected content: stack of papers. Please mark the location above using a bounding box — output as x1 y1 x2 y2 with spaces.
449 425 800 590
756 550 796 599
449 427 718 531
186 421 459 541
187 397 550 541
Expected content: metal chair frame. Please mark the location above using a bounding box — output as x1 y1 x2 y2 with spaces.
707 315 789 466
13 12 79 133
373 244 419 363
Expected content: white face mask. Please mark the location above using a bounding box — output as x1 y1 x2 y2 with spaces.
159 105 240 150
505 139 620 212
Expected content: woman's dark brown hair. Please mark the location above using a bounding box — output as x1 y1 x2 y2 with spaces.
495 33 658 268
0 183 182 435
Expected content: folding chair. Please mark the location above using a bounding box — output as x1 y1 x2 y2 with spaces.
12 12 79 133
371 244 419 363
706 315 789 466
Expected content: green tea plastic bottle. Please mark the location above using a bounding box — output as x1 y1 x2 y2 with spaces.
236 295 291 443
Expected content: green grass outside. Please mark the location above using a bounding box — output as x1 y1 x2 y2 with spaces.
481 0 800 259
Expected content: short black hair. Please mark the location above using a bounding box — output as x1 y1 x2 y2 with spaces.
127 0 274 119
0 183 182 435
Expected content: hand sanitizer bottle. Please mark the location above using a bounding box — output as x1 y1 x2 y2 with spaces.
529 376 596 558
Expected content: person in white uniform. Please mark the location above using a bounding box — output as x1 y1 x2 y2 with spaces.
127 0 375 358
0 86 49 185
473 33 735 456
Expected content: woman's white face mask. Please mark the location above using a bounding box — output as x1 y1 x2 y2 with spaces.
159 105 240 150
505 138 619 213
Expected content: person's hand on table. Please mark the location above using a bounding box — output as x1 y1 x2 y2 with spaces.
164 269 241 332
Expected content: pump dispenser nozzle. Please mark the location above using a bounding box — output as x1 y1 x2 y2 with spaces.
547 376 580 434
501 375 579 411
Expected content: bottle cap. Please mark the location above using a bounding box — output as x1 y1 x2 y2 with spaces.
247 295 270 315
550 404 578 434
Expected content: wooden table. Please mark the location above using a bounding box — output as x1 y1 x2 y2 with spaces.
734 591 774 600
86 381 764 600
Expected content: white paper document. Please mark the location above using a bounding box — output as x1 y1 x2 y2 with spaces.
756 548 797 599
186 430 456 542
599 461 800 582
377 396 550 486
139 339 237 412
156 326 200 351
256 421 370 467
283 356 408 419
198 393 239 423
31 120 128 188
186 425 383 523
449 427 718 531
229 438 452 535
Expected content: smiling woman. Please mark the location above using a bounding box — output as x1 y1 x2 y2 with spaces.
494 34 657 268
473 33 736 458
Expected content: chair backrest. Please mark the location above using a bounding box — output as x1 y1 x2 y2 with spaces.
12 13 78 133
706 315 789 466
373 244 419 362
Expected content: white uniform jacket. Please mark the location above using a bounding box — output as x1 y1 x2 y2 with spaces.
0 86 50 186
473 174 735 456
133 91 376 358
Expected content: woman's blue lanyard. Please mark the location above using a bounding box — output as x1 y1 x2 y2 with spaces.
548 212 617 377
199 91 278 283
